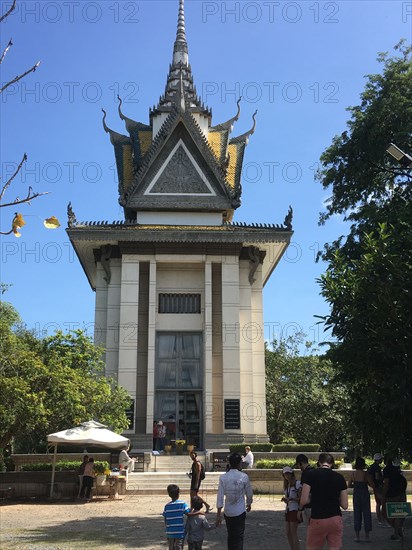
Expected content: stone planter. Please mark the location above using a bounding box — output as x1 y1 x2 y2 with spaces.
176 444 184 455
164 445 172 455
95 475 106 486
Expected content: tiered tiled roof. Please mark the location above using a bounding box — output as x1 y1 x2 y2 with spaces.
100 0 260 220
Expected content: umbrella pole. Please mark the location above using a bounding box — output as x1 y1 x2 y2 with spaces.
50 444 57 498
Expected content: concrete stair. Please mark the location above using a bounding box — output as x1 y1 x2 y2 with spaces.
126 471 221 495
126 454 219 495
146 454 197 472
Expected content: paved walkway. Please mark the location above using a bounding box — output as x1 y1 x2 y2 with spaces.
0 494 411 549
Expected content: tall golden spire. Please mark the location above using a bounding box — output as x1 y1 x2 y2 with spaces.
151 0 211 118
173 0 188 66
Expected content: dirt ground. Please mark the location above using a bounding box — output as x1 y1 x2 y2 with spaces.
0 493 411 550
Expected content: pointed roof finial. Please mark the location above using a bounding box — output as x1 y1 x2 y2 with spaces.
173 0 188 66
231 110 258 144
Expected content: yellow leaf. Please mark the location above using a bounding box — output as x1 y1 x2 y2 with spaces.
44 216 61 229
12 213 26 229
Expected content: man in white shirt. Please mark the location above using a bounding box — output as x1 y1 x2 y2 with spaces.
119 443 136 474
243 446 254 469
216 453 253 550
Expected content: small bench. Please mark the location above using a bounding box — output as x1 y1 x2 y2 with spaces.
212 452 229 471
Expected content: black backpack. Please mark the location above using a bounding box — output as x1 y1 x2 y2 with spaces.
200 462 206 481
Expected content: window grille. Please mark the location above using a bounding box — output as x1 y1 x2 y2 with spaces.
158 293 201 314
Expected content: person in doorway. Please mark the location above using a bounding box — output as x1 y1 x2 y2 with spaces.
349 457 372 543
157 421 166 452
189 451 211 512
153 420 158 451
242 446 254 469
281 466 302 550
216 452 253 550
119 443 136 474
294 453 314 524
367 453 384 524
300 453 348 550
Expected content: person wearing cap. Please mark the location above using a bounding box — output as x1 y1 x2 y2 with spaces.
157 421 166 452
294 454 314 523
367 453 384 524
281 466 302 550
216 452 253 550
300 452 348 550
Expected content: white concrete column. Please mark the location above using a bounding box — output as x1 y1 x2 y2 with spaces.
251 264 267 436
118 255 139 433
94 264 108 356
221 257 240 433
146 260 157 434
105 259 121 380
239 260 254 434
204 260 213 434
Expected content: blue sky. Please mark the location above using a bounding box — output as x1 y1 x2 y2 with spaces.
1 0 410 348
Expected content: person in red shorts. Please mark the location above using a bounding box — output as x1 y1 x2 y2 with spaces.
300 453 348 550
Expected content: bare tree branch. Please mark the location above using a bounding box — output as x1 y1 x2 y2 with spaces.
0 189 49 209
0 38 13 65
0 152 27 201
0 61 41 94
0 0 16 23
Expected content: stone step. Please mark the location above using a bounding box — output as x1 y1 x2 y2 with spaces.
126 472 221 495
143 453 207 473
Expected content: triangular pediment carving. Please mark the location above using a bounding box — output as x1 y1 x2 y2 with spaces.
146 141 215 196
123 116 235 215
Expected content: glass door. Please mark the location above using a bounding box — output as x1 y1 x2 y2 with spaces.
155 333 203 448
178 392 202 449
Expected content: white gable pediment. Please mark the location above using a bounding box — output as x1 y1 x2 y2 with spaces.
144 140 216 196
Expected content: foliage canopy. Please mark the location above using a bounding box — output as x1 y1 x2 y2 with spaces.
0 303 131 452
265 335 350 451
317 42 412 456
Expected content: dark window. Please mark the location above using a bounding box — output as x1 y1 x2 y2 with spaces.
158 294 201 314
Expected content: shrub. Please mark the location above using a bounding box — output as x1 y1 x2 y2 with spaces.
229 443 273 453
255 459 344 469
20 460 110 472
271 444 321 452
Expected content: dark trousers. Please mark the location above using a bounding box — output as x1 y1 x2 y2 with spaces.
81 475 93 499
353 485 372 532
224 512 246 550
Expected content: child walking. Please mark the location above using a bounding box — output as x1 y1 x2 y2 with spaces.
281 466 302 550
185 496 215 550
163 484 190 550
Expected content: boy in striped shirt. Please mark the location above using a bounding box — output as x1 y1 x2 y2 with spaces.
163 484 191 550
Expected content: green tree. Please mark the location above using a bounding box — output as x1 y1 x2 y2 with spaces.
317 42 412 456
0 304 131 452
265 335 350 451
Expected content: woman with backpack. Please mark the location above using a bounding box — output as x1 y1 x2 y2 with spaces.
189 450 212 512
